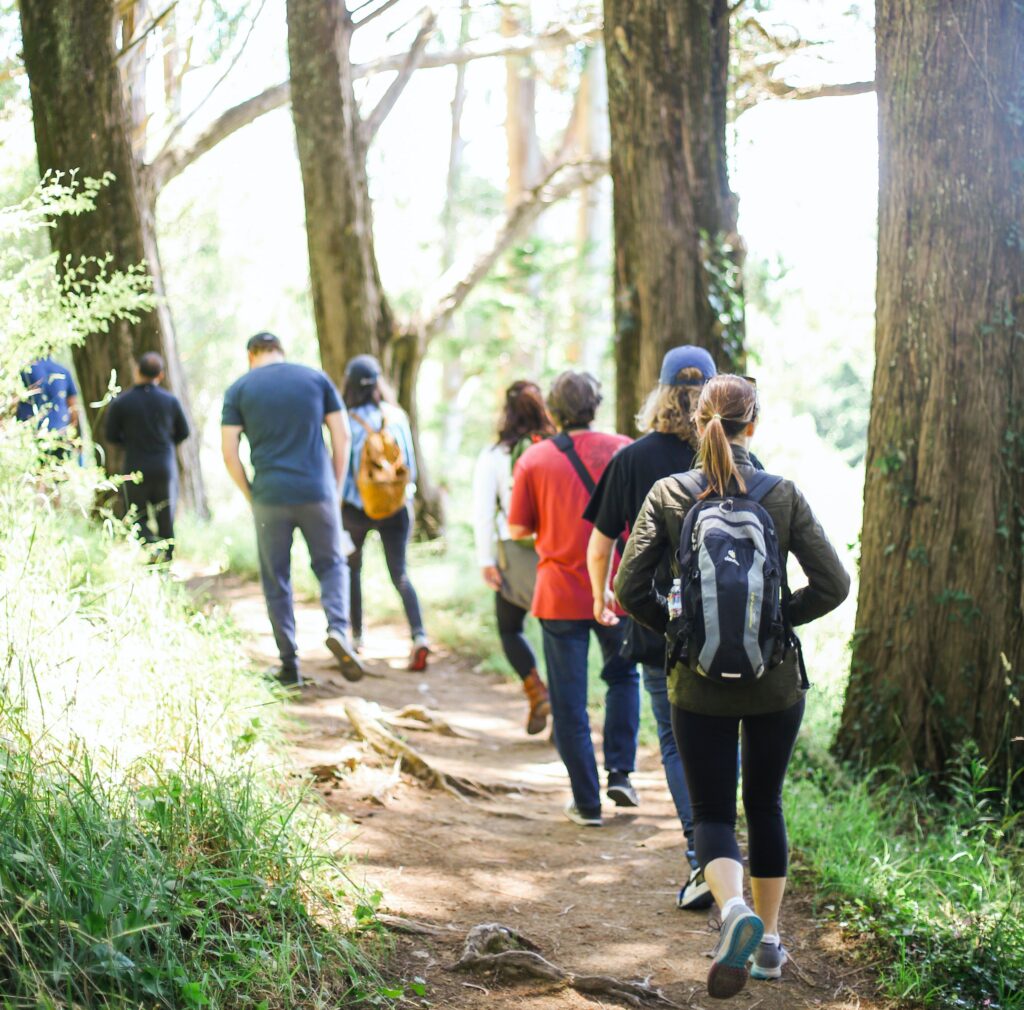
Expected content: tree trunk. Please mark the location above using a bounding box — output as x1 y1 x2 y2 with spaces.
604 0 743 435
285 0 444 534
836 0 1024 789
19 0 207 514
285 0 392 386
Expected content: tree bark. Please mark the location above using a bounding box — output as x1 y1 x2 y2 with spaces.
19 0 207 514
604 0 743 435
836 0 1024 788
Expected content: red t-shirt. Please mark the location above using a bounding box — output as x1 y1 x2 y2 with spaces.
508 430 632 620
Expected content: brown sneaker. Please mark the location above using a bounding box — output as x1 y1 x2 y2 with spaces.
523 670 551 735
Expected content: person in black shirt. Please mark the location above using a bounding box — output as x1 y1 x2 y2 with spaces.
585 346 759 909
105 352 190 559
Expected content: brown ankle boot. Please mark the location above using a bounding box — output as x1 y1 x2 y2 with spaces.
523 670 551 735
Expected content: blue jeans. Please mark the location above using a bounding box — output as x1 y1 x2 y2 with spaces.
253 498 350 671
540 619 640 814
643 664 695 855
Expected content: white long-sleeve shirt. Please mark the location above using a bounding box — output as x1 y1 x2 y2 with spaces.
472 442 513 567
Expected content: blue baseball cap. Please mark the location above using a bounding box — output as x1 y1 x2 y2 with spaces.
659 345 717 387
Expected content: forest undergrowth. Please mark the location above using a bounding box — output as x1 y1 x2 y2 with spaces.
182 515 1024 1009
0 182 390 1009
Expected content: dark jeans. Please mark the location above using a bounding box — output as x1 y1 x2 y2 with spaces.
253 498 350 672
342 502 424 640
495 592 537 681
123 471 177 557
539 618 640 814
671 698 805 878
642 664 695 853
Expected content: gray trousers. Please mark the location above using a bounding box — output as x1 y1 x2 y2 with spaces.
253 498 350 671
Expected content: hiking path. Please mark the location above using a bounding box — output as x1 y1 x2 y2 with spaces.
201 573 881 1010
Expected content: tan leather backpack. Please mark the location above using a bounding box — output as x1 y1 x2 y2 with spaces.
350 410 410 519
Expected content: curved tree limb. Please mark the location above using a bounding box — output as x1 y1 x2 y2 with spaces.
765 78 875 100
361 10 437 145
143 20 602 193
420 157 609 339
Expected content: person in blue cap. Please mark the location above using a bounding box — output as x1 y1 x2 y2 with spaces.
584 345 760 909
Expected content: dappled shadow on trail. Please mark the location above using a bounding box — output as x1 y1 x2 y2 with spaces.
208 573 882 1010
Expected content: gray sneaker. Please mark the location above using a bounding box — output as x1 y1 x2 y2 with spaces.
750 939 788 980
326 629 365 682
707 903 764 998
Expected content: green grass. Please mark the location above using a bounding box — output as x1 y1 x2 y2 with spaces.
0 441 391 1009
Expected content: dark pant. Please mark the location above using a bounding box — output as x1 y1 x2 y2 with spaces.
342 502 424 640
671 698 805 878
123 471 177 557
642 664 694 854
495 592 537 681
253 498 350 672
539 618 640 814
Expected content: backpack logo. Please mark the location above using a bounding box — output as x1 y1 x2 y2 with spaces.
725 549 740 566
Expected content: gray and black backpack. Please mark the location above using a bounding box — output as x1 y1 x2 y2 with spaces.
670 470 790 683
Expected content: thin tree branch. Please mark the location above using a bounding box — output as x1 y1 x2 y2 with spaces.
116 1 177 61
353 0 405 29
144 20 602 193
765 78 875 100
420 158 609 339
361 10 437 144
157 0 268 156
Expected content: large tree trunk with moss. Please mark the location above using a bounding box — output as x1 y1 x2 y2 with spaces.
19 0 207 515
604 0 742 435
836 0 1024 788
286 0 443 533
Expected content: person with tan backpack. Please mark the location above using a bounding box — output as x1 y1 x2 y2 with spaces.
341 355 429 671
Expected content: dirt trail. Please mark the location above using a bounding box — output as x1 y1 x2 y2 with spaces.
210 574 880 1010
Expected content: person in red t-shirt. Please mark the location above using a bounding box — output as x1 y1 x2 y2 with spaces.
508 371 640 827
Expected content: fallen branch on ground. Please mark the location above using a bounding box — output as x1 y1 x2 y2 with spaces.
343 698 490 800
450 923 681 1008
376 913 453 936
385 704 474 738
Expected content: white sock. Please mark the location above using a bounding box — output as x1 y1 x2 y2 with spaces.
762 932 779 945
721 896 748 919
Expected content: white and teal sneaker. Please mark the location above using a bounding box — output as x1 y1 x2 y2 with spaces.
707 903 764 998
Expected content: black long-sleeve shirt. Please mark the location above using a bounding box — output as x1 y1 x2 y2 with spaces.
105 382 190 476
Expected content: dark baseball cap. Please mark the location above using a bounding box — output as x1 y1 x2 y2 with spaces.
246 331 284 354
659 345 717 386
345 354 382 387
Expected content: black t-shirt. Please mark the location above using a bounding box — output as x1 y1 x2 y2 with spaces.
105 383 190 476
583 432 697 539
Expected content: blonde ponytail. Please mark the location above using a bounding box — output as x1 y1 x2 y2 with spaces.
693 376 758 499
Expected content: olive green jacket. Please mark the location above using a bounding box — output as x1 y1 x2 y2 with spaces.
613 446 851 717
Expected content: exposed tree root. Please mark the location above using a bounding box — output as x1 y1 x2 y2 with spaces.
376 913 453 936
385 704 475 738
450 923 681 1008
343 698 490 800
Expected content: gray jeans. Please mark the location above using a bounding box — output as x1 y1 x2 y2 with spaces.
253 498 350 671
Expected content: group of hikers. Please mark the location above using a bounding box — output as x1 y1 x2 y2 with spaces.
17 334 850 998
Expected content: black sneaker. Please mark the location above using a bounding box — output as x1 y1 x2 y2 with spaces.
564 800 603 827
606 771 639 807
269 665 302 687
677 864 714 910
326 629 365 682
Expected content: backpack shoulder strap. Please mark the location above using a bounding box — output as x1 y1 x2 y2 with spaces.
677 471 707 501
741 471 784 504
553 432 596 494
349 410 375 435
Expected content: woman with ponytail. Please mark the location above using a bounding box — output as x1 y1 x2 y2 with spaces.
614 375 850 999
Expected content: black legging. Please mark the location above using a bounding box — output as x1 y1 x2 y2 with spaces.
671 698 804 878
495 592 537 682
342 503 424 639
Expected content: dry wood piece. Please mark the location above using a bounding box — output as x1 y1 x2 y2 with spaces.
376 913 452 937
385 704 474 738
450 923 681 1008
343 698 491 800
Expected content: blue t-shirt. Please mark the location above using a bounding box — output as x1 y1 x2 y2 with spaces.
343 402 417 510
17 357 78 431
221 362 343 505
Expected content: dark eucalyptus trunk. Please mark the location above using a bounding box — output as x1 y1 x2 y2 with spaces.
603 0 743 435
19 0 207 515
285 0 443 533
836 0 1024 789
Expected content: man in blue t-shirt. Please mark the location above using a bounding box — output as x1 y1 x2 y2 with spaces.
221 332 364 685
17 355 80 455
